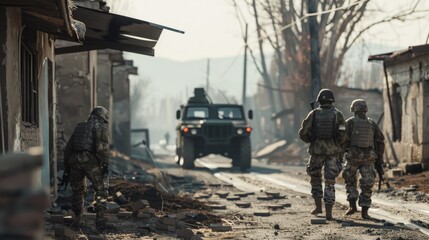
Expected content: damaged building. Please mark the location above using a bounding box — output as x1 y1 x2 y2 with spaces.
0 0 182 200
370 44 429 171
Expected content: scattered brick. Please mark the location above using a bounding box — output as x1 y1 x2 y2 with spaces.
208 204 227 210
226 196 240 201
387 168 403 178
235 201 251 208
267 204 284 210
311 218 327 224
254 211 270 217
215 191 229 198
256 195 272 201
132 199 150 212
265 191 280 197
210 224 232 232
177 228 194 239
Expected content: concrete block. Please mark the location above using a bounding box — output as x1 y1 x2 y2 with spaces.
132 199 150 212
210 224 232 232
256 195 272 201
254 211 270 217
235 201 251 208
215 191 229 198
106 201 121 214
265 191 280 197
311 218 327 224
208 204 226 210
398 162 423 174
160 217 176 226
226 196 240 201
267 204 284 210
115 191 128 205
234 192 249 197
387 168 403 178
177 228 194 239
139 207 156 214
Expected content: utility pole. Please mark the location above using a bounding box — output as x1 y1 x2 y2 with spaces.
206 58 210 93
308 0 321 101
242 23 248 107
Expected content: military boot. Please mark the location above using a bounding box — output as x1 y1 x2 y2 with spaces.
361 207 370 219
345 200 357 215
325 205 333 220
310 198 323 214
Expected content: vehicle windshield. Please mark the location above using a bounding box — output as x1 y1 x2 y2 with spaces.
185 107 209 119
217 107 243 120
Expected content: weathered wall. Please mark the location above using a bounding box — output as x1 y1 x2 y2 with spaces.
335 87 383 122
55 43 97 167
383 55 429 169
112 63 134 155
4 8 23 152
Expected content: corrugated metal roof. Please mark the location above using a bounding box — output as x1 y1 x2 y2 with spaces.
368 44 429 65
56 6 184 56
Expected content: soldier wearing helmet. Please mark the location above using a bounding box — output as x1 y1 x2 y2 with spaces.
63 106 110 227
342 99 385 219
299 89 346 220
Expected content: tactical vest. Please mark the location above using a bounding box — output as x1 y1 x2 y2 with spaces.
314 108 336 139
72 121 95 153
350 117 374 148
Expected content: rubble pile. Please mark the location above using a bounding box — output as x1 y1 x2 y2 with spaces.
48 178 221 239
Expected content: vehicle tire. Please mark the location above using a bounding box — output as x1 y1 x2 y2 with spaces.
239 138 251 171
182 138 195 169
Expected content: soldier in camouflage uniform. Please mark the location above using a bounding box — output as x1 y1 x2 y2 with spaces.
342 99 385 219
299 89 346 220
63 106 110 227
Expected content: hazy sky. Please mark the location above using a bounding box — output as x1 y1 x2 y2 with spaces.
106 0 429 61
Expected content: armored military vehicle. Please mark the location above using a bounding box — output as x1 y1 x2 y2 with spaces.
175 88 253 170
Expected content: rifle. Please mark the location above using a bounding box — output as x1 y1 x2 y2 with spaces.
58 171 70 192
376 161 391 192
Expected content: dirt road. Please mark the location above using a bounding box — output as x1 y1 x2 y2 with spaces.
153 154 429 239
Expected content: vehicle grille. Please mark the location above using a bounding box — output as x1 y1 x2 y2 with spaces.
202 124 232 142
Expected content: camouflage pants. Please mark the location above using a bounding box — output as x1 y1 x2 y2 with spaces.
69 162 107 225
342 161 375 207
306 155 342 205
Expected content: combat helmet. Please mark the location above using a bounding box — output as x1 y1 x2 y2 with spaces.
350 99 368 112
90 106 109 122
317 88 335 102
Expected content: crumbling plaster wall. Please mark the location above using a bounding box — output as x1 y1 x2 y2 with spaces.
383 55 429 169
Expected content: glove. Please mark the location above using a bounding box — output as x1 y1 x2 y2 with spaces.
102 164 108 177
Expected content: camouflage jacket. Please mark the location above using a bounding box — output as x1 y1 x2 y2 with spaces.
64 116 110 168
298 104 346 156
342 113 385 164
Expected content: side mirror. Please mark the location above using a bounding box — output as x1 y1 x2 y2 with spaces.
248 110 253 120
176 110 181 120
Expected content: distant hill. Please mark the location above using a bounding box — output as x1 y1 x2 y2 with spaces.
125 53 262 104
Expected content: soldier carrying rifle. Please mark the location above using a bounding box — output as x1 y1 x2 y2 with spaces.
342 99 385 219
63 106 110 227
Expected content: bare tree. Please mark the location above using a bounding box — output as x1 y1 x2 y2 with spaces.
233 0 428 138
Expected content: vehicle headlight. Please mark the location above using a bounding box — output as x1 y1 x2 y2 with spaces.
191 129 197 135
236 128 243 135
